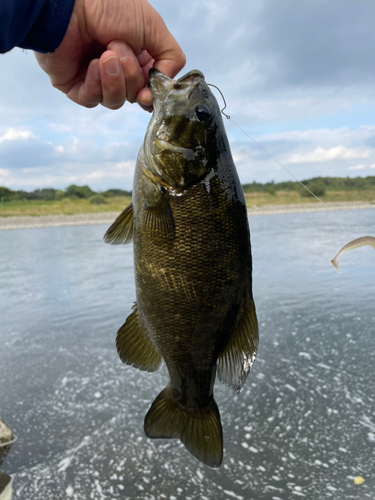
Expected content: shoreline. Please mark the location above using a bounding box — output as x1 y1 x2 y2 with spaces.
246 200 375 216
0 201 374 231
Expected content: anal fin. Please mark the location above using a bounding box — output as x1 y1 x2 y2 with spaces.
217 294 259 393
104 202 133 245
116 303 162 372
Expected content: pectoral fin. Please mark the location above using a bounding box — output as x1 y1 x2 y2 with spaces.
103 203 133 245
143 183 175 241
217 294 259 393
116 303 162 372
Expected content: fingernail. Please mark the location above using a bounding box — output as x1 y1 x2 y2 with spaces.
138 89 153 107
104 56 120 76
109 41 129 61
138 96 153 107
92 60 100 79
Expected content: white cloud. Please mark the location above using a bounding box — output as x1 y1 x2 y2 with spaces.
228 124 375 184
0 168 9 175
2 174 80 188
114 161 135 171
286 146 371 164
85 171 106 180
232 151 251 166
347 164 366 171
205 0 229 31
0 128 36 144
226 23 247 47
257 126 375 144
180 0 229 32
22 167 46 173
1 0 375 190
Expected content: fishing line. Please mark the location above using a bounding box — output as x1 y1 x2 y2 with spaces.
228 118 326 205
207 85 374 274
207 83 326 205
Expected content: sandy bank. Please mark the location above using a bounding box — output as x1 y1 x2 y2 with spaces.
0 202 374 231
246 200 375 216
0 212 119 231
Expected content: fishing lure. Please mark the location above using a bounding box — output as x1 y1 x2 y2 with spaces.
331 236 375 273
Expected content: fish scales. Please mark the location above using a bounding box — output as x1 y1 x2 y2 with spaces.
105 69 258 468
135 177 249 375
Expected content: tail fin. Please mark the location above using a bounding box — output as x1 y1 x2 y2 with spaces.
144 386 223 468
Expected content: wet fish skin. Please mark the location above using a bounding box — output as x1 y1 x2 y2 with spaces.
105 69 258 467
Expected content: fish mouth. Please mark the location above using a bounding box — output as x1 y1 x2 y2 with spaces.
176 70 205 83
155 139 196 161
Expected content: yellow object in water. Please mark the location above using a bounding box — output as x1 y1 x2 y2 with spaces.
331 236 375 273
354 476 365 485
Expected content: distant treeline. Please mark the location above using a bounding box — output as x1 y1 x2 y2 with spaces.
1 176 375 202
0 184 132 202
242 176 375 197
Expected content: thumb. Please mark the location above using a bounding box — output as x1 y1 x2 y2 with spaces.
141 3 186 79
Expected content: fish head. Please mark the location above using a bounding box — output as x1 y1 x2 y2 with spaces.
145 69 224 191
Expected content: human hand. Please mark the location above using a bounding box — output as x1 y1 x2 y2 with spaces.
34 0 185 111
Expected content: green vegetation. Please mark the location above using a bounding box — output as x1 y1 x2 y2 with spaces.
242 176 375 207
0 184 131 217
0 177 374 217
0 184 131 203
89 194 108 205
242 176 375 194
300 178 326 197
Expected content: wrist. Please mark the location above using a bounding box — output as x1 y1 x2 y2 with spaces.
20 0 76 53
70 0 90 43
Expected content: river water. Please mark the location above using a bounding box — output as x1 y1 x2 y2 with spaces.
0 208 374 499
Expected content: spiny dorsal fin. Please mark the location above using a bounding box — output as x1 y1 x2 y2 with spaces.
116 303 162 372
103 202 133 245
217 294 259 393
144 386 223 468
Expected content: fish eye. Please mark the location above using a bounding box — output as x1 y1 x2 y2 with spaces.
195 105 211 122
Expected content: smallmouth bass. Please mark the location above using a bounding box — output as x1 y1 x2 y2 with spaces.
105 69 258 467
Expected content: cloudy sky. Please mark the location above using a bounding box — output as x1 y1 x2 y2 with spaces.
1 0 375 191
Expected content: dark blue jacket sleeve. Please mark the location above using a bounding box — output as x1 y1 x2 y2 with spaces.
0 0 75 54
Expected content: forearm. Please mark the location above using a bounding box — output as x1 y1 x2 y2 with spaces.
0 0 75 53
